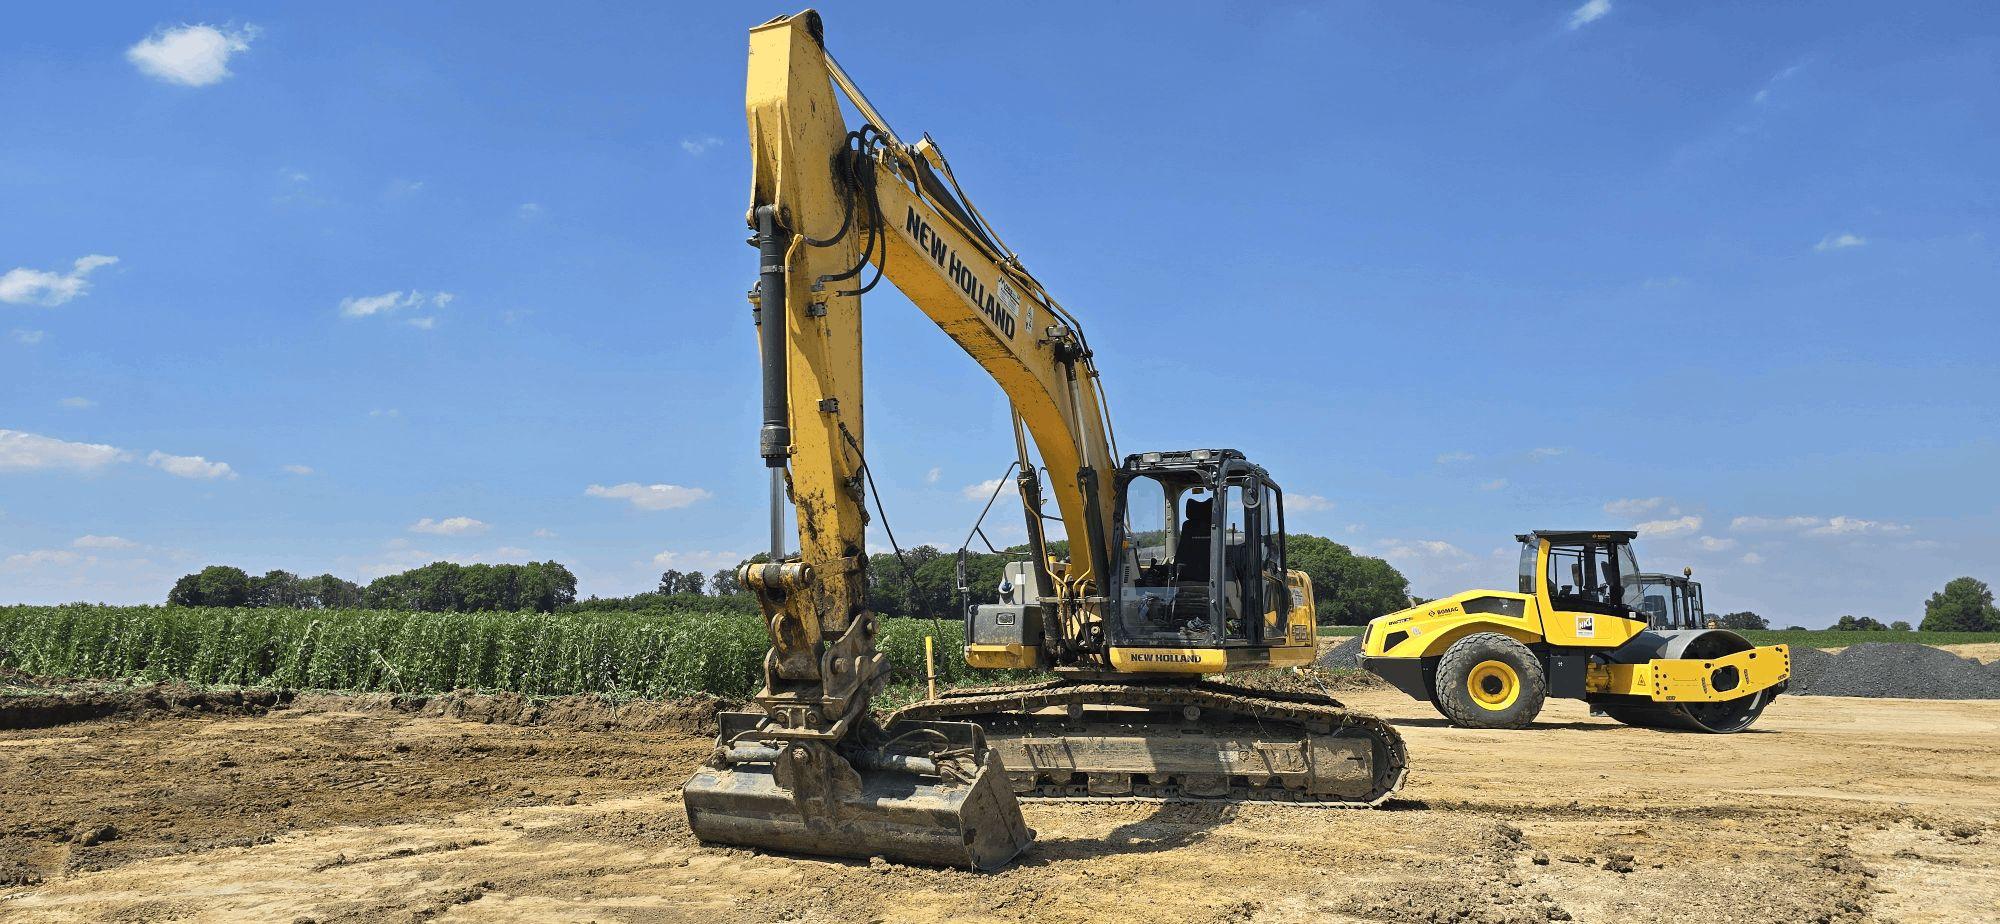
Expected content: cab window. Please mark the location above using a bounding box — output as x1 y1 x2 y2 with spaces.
1221 483 1250 635
1545 539 1633 616
1121 475 1172 588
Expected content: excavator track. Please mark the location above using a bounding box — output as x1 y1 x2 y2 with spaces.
887 680 1408 806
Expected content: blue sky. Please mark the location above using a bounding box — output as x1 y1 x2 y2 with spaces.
3 2 1995 626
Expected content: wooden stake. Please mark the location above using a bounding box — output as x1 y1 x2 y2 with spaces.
925 635 937 701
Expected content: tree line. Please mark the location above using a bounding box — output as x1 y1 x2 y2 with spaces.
168 551 1993 633
174 533 1414 624
167 561 578 614
1701 576 1998 632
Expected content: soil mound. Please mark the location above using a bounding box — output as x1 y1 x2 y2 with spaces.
0 685 292 730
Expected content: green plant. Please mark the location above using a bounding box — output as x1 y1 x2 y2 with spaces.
0 605 1030 699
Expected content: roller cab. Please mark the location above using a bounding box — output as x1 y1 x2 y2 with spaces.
1359 530 1788 733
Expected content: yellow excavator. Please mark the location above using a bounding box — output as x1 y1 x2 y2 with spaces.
1359 530 1790 733
681 10 1405 871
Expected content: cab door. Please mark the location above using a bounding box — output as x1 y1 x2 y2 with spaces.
1535 538 1648 649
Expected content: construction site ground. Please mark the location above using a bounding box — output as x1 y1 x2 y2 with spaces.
1 686 1995 924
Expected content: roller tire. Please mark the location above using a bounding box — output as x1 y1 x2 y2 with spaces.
1600 690 1771 734
1432 633 1547 730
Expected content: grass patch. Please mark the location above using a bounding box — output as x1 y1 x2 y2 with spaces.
1741 629 2000 648
0 605 1024 699
1316 625 1365 637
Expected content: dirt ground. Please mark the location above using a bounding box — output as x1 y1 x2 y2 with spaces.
1 685 1995 924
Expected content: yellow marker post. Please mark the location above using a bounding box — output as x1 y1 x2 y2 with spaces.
924 635 937 701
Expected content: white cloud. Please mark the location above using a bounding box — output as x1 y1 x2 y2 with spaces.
1528 447 1565 460
962 478 1005 501
339 290 455 319
282 463 314 475
1567 0 1612 30
1637 515 1702 538
0 255 118 306
681 135 723 155
517 202 544 220
340 292 458 322
587 482 712 511
1805 515 1910 537
651 549 744 572
1604 497 1665 516
73 535 137 549
1731 515 1822 532
1729 514 1910 539
1740 552 1765 565
369 408 401 418
532 528 557 539
340 291 412 318
1373 538 1481 591
492 546 531 559
1289 494 1336 512
1344 523 1365 534
127 24 257 87
1435 451 1474 464
1815 232 1866 252
1753 63 1805 104
146 450 236 480
925 466 942 485
410 516 490 536
1697 536 1737 552
0 546 177 604
1378 539 1472 563
0 429 130 473
58 396 96 410
1479 478 1508 491
406 317 438 330
11 329 46 345
2 549 80 568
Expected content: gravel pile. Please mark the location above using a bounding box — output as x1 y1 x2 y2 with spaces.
1785 645 1839 695
1787 642 2000 700
1316 635 1364 670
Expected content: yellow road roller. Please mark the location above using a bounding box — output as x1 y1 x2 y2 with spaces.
1359 530 1789 733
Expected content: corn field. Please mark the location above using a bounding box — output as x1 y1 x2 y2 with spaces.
0 605 1005 699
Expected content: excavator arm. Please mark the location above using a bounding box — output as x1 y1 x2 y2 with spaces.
744 8 1118 619
684 8 1123 871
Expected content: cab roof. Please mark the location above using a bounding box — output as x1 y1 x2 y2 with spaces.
1514 529 1640 544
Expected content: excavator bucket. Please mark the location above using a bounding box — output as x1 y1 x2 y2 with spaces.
684 712 1034 871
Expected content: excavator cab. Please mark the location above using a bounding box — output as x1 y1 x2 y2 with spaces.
1634 570 1707 630
1112 449 1295 650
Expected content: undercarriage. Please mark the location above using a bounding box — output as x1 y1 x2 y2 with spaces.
888 678 1408 805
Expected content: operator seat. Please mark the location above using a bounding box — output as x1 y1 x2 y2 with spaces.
1175 498 1212 584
